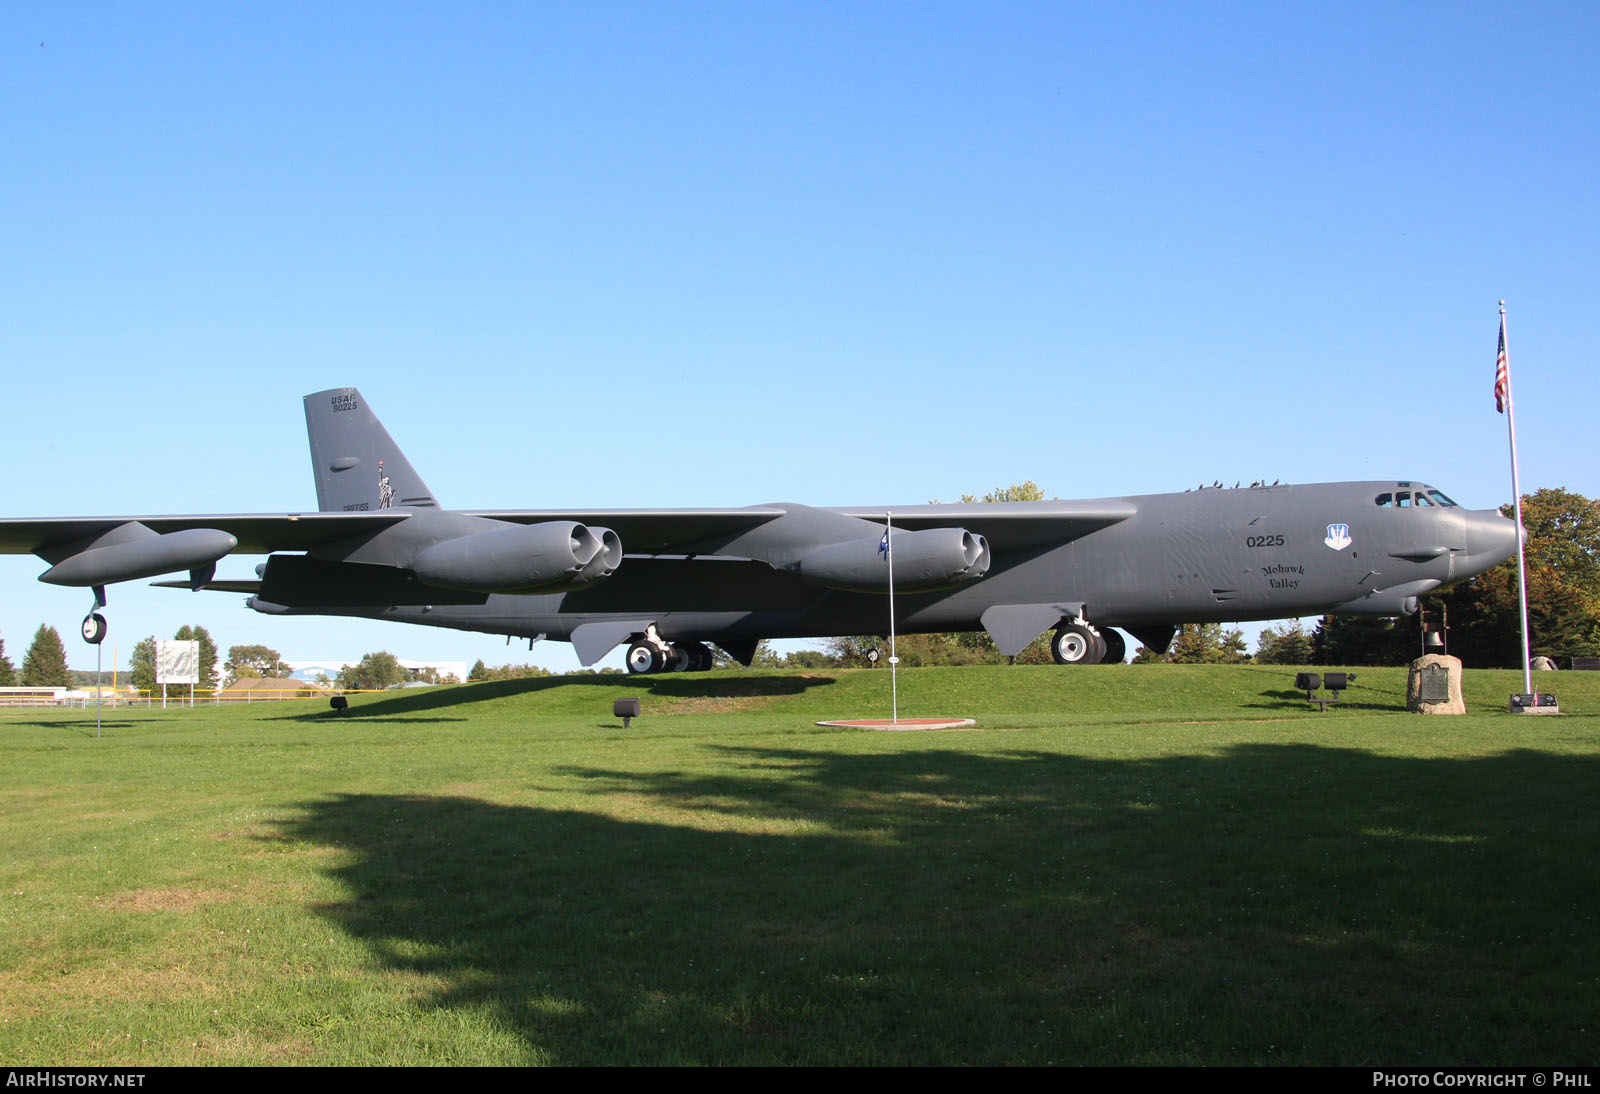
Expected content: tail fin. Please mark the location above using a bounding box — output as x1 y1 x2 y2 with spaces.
303 388 439 512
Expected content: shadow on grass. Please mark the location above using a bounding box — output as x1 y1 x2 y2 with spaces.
293 671 839 721
1243 690 1401 713
0 718 144 735
1230 663 1402 713
280 743 1600 1065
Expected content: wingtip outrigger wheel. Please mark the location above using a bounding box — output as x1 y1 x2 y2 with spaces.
81 586 108 645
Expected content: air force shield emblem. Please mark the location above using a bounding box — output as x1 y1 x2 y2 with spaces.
1324 523 1353 551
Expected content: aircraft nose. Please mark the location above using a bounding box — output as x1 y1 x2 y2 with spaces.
1459 508 1521 575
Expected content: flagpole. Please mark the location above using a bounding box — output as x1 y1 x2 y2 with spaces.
886 510 898 723
1498 301 1533 695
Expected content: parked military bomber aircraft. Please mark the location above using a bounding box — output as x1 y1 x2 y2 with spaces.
0 388 1520 671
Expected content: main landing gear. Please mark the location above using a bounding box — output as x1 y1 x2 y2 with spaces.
625 633 716 674
1050 622 1125 665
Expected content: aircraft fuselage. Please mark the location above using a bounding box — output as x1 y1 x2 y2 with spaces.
260 480 1514 660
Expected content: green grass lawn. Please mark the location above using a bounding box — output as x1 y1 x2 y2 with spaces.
2 663 1597 1065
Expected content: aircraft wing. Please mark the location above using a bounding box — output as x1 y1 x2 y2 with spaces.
0 507 794 594
0 512 411 556
0 508 788 558
1 500 1116 602
832 500 1138 550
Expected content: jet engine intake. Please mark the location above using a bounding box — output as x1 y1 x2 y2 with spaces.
795 527 990 593
412 520 622 593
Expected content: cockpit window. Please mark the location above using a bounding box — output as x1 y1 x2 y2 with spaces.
1376 487 1461 508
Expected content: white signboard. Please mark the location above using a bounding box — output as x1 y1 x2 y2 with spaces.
156 640 200 685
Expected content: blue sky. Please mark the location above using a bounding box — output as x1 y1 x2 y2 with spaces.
3 2 1595 674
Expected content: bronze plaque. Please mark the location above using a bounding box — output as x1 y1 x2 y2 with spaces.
1420 664 1450 704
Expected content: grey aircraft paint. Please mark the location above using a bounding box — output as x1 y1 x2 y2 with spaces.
0 388 1521 671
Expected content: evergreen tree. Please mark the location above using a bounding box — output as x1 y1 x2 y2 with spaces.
1167 623 1249 664
1255 620 1316 664
1311 614 1413 666
0 635 15 686
20 625 70 687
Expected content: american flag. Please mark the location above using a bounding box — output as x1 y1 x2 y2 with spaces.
1494 314 1509 413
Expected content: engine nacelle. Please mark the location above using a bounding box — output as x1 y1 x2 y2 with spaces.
794 527 990 593
411 520 622 593
39 523 238 587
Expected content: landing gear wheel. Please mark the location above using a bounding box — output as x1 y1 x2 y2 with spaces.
683 643 714 672
626 641 665 675
1100 628 1126 665
667 645 691 672
81 613 108 645
1051 623 1104 665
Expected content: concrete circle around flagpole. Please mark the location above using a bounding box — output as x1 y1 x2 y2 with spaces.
816 718 976 731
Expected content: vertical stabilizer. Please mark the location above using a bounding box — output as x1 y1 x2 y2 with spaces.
303 388 438 512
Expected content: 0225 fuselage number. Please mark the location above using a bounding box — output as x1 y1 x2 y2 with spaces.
1246 534 1285 549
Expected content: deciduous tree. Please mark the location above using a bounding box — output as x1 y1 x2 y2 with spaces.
337 651 407 690
1428 488 1600 667
225 644 292 684
467 660 552 682
1315 488 1600 668
173 625 220 691
129 637 156 693
955 481 1048 504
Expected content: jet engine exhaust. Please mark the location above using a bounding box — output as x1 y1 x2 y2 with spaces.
412 520 623 593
